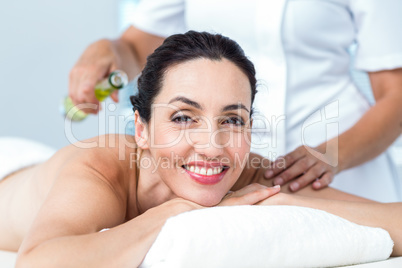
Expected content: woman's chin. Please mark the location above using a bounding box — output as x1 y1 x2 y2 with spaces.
197 200 220 207
174 186 230 207
190 194 225 207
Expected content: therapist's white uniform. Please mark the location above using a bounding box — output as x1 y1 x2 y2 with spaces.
131 0 402 202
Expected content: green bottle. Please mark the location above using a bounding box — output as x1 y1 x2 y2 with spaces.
62 70 128 121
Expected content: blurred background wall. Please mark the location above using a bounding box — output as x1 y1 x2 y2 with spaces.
0 0 122 149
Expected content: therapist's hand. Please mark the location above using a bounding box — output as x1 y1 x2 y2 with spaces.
264 144 339 192
68 39 121 114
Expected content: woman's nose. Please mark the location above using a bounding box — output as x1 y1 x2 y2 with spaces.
189 123 225 158
193 142 224 159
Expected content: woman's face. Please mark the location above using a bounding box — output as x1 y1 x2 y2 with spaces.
138 58 252 206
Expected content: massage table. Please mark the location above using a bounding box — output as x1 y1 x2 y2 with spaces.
1 250 402 268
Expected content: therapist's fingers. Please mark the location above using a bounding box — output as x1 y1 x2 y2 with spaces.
272 155 317 187
110 90 119 103
69 67 102 114
77 68 109 114
312 172 334 190
68 39 117 114
219 183 280 206
287 163 328 191
264 146 305 179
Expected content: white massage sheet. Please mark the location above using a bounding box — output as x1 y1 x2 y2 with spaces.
140 206 394 267
2 206 400 267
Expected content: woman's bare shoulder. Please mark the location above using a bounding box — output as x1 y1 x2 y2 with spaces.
50 134 138 197
231 153 271 191
18 135 139 248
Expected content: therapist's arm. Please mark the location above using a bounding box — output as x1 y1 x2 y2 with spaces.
264 68 402 191
68 26 164 114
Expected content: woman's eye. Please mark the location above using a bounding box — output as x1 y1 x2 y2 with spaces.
222 117 245 126
172 115 193 124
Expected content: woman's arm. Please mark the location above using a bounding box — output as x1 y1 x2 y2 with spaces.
264 68 402 191
15 147 192 268
259 193 402 256
17 198 195 268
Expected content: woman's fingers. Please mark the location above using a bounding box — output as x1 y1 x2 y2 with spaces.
219 183 280 206
227 183 267 197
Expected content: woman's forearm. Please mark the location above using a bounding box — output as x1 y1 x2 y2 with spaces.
284 194 402 256
16 200 194 268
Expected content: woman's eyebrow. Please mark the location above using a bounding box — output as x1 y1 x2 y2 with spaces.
168 96 249 113
222 104 249 113
169 96 202 110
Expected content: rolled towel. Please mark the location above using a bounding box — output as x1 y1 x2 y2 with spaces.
140 205 393 268
0 137 55 181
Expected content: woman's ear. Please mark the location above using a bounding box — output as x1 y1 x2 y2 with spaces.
134 110 149 150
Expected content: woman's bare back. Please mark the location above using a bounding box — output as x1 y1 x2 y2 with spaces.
0 163 55 251
0 135 140 251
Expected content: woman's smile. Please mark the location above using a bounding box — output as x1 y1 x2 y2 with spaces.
182 161 229 185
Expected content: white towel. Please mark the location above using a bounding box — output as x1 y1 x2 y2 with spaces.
140 205 393 268
0 137 55 181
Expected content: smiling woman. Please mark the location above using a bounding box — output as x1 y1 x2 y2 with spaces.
135 58 253 206
130 31 257 207
0 31 401 267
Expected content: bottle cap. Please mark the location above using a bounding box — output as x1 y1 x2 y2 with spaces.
109 70 128 89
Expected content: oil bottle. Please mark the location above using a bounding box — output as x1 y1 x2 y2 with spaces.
62 70 128 121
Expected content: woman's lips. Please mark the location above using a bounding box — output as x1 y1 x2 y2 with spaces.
182 164 228 185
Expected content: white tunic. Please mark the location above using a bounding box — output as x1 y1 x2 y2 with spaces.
131 0 402 202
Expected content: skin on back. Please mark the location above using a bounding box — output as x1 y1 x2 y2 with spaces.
0 135 139 251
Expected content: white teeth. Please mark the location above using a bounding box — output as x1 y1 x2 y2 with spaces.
184 165 225 176
200 167 207 175
207 168 213 176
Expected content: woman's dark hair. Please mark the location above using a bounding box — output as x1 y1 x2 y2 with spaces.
130 30 257 123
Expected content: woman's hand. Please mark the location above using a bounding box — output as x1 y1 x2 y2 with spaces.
219 183 281 206
255 192 293 206
158 184 281 213
161 197 205 212
264 144 338 192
